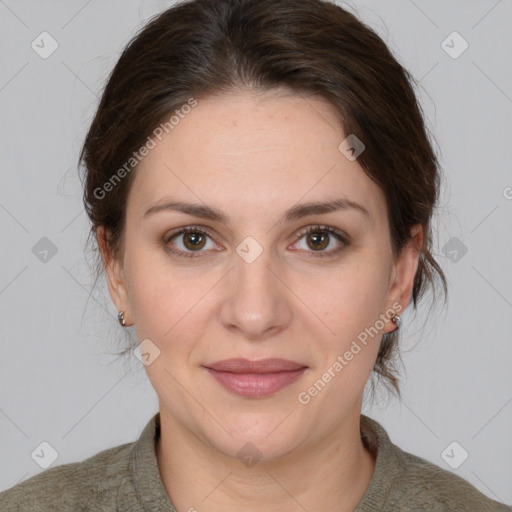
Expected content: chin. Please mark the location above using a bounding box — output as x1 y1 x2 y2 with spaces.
199 410 301 462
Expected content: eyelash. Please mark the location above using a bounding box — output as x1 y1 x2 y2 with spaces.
163 224 349 259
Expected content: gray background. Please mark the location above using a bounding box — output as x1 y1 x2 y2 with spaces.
1 0 511 505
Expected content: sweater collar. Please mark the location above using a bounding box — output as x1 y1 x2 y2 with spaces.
129 412 177 511
129 412 404 511
354 414 407 510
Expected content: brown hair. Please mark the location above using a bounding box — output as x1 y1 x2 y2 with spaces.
79 0 447 400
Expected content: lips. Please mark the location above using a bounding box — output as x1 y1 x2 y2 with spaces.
204 358 306 373
203 358 307 398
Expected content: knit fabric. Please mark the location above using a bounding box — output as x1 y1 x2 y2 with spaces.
0 412 509 511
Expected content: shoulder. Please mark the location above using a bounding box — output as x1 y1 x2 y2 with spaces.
0 441 134 511
359 415 511 512
393 449 510 511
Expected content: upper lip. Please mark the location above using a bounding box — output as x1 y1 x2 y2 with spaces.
204 358 307 374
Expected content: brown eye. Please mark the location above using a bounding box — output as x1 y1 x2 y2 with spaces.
305 230 329 251
182 231 207 251
164 227 216 258
294 225 348 258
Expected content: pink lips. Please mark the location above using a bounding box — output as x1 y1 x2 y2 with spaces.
203 358 307 398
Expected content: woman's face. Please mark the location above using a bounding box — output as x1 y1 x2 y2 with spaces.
102 88 420 460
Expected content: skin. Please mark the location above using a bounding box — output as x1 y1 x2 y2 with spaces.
98 87 423 512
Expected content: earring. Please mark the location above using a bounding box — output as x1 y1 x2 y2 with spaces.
118 311 126 327
391 314 402 330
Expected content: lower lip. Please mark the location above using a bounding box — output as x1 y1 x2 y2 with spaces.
205 367 307 398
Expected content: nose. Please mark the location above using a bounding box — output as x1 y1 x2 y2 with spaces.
219 240 293 341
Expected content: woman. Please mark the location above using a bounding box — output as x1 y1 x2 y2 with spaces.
1 0 509 510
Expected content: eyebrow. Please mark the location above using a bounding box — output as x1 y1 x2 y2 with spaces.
144 197 370 224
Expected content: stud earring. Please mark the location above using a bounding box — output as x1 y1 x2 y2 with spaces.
391 314 402 330
118 311 126 327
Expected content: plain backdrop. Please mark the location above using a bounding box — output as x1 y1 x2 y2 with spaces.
0 0 511 506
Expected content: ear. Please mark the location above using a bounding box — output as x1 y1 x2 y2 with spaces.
96 226 132 326
383 224 423 333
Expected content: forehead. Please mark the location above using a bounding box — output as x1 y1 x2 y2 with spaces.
128 89 387 226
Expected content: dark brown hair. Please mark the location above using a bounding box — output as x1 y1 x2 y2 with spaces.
79 0 447 400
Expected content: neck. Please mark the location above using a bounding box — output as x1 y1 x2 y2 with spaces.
156 409 376 512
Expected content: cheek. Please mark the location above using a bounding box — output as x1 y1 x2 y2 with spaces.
123 244 178 332
296 259 390 411
124 245 215 348
302 254 392 344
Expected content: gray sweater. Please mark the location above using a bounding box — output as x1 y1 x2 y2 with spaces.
0 412 509 511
